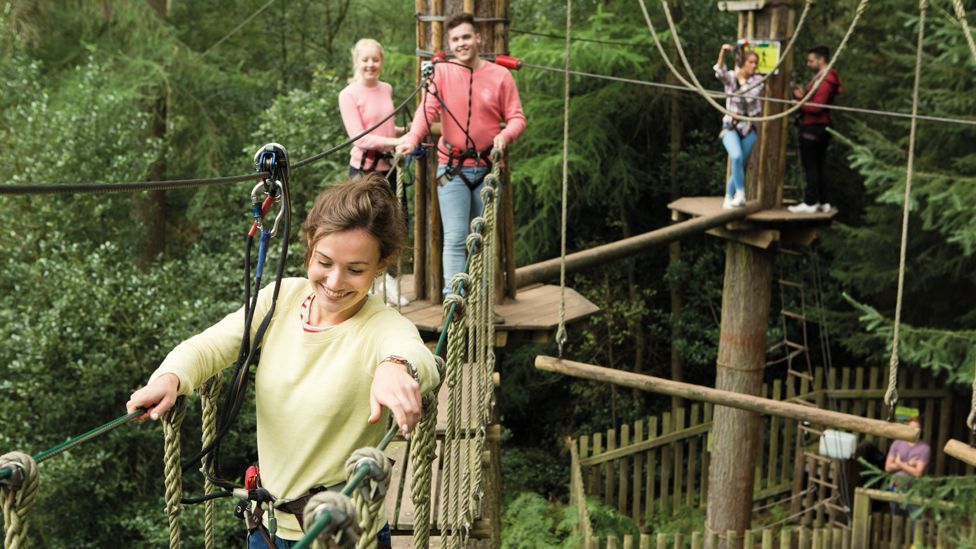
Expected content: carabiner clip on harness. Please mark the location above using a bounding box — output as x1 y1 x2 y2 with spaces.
180 143 293 497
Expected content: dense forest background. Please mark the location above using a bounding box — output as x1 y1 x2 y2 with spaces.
0 0 974 546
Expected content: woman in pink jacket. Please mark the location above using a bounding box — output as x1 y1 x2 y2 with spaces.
338 38 408 306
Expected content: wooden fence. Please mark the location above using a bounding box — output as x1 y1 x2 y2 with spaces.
584 527 850 549
573 364 968 530
851 487 968 549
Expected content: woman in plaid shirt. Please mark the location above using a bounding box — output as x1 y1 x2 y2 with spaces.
714 43 763 209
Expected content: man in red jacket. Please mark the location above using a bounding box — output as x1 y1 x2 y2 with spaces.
789 45 842 214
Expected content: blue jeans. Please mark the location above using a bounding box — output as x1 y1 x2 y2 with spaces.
722 128 757 197
436 165 490 295
247 524 392 548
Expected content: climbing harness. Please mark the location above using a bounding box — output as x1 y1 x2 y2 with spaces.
442 142 494 189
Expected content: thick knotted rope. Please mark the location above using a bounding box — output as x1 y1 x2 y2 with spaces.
303 491 361 549
162 396 188 549
410 356 445 549
886 0 928 416
198 374 224 549
0 452 38 549
343 448 391 549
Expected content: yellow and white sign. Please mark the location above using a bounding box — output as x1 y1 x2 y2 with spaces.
745 40 781 75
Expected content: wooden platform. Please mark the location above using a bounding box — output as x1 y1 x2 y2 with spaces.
668 196 837 249
390 275 599 342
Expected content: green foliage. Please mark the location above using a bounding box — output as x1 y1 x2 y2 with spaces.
501 492 640 548
843 294 976 385
643 505 705 536
860 460 976 547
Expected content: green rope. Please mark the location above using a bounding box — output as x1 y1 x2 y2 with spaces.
0 409 145 483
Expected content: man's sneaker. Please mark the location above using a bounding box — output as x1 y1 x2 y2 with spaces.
788 202 820 214
385 274 410 307
722 195 736 210
731 190 746 207
819 203 832 213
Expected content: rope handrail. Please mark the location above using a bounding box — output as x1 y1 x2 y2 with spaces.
555 0 571 357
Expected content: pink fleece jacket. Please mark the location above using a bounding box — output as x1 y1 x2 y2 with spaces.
404 59 526 166
338 81 397 172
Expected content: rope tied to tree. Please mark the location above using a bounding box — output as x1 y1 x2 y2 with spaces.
198 374 224 549
302 491 361 549
637 0 870 124
556 0 572 358
162 395 188 549
0 451 38 549
886 0 928 417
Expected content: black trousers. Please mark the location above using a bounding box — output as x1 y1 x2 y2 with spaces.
798 123 831 205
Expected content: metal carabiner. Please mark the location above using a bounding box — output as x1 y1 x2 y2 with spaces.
267 180 285 237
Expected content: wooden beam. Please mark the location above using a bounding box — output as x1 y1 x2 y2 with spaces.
534 356 919 442
514 201 762 287
944 438 976 467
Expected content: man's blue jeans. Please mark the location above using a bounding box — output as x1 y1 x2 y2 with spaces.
436 165 490 295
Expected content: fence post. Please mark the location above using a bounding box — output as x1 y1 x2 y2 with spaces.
851 488 869 549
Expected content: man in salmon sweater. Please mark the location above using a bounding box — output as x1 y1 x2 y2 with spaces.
398 12 526 297
788 44 842 214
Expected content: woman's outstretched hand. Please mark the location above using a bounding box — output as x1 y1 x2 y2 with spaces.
368 361 422 436
127 373 180 421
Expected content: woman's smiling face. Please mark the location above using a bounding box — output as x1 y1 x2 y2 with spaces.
306 228 387 326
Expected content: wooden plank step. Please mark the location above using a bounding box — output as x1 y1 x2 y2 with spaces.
788 368 814 382
780 309 807 321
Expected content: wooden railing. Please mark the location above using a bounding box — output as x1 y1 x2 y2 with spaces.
573 364 967 530
570 437 595 544
585 526 851 548
851 487 961 549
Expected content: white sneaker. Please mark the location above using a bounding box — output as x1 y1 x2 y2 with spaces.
722 196 736 209
788 202 820 214
384 273 410 307
819 203 832 213
731 190 746 207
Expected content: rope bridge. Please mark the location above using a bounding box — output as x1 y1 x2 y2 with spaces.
0 151 504 548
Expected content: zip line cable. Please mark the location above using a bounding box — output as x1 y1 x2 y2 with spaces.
0 80 426 195
201 0 278 58
519 61 976 128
